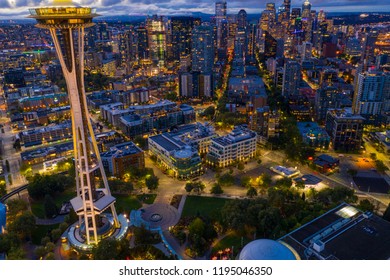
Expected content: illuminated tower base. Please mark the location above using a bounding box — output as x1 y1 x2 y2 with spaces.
29 5 127 250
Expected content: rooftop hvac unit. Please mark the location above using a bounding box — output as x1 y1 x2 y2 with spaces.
313 240 325 253
363 211 373 219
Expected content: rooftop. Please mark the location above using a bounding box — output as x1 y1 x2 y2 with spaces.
293 174 322 186
212 126 256 147
279 203 390 260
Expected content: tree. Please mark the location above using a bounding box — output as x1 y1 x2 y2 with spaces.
145 175 159 191
34 246 47 259
185 182 205 194
357 199 375 212
20 163 33 178
210 183 223 194
375 160 389 174
370 153 377 160
218 173 235 187
201 106 215 120
92 238 119 260
294 181 305 189
237 162 245 171
134 136 147 149
27 173 73 200
247 187 258 198
8 212 36 240
51 228 62 242
6 247 25 260
241 176 252 188
45 252 55 260
44 194 58 218
164 91 178 101
0 182 6 197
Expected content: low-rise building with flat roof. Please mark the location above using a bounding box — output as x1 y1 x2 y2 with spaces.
20 121 72 147
279 203 390 259
270 165 300 178
206 126 257 168
148 123 215 179
101 141 145 177
313 154 340 173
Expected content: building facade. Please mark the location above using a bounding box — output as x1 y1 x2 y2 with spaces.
206 126 257 167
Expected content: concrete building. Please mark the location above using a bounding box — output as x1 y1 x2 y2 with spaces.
251 106 280 141
119 102 195 138
279 203 390 259
325 108 365 151
20 121 72 147
282 61 301 96
352 71 390 125
148 123 214 179
206 126 257 168
101 141 144 177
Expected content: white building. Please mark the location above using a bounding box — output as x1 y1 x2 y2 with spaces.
206 126 257 167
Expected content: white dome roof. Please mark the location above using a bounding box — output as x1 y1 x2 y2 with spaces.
239 239 297 260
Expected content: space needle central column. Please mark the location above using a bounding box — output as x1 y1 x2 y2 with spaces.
29 4 120 246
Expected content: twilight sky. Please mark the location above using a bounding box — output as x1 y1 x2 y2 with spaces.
1 0 390 18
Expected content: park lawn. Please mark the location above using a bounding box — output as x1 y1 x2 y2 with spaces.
181 196 229 221
211 232 251 256
114 195 142 215
136 194 157 204
30 189 76 219
31 224 58 245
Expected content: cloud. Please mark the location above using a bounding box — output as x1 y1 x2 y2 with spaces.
0 0 390 18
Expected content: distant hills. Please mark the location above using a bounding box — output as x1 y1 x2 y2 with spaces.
2 11 390 25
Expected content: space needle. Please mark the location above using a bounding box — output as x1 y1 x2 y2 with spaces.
28 1 128 250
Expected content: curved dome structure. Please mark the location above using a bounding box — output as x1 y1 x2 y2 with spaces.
239 239 297 260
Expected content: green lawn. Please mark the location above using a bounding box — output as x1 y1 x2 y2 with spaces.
136 194 157 204
115 195 142 216
30 189 76 219
31 224 58 245
181 196 229 221
211 232 251 256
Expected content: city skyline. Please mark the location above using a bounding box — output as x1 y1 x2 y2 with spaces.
1 0 390 18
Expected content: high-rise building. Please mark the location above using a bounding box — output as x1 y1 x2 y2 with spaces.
302 0 311 18
361 31 379 70
192 25 214 73
282 61 301 96
171 17 198 62
136 25 149 61
237 9 247 30
325 108 365 151
146 15 167 67
215 1 228 53
353 71 390 125
315 86 341 122
28 4 125 248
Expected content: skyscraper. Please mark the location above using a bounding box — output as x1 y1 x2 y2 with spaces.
192 25 214 73
302 0 311 18
146 15 167 67
28 4 125 248
282 60 301 96
171 17 198 62
237 9 247 30
353 71 390 125
215 1 228 52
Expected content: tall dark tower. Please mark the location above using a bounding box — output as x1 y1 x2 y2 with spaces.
28 3 127 249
